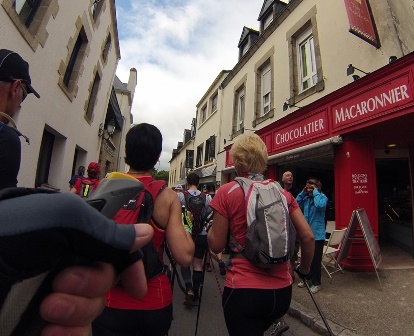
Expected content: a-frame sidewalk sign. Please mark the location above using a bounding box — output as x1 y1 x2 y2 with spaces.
336 208 385 289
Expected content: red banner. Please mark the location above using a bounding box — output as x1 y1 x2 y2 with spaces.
344 0 379 47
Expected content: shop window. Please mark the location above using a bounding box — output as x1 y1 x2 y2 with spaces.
196 144 203 167
2 0 58 50
85 70 101 122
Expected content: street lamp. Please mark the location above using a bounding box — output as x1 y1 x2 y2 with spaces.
98 119 115 140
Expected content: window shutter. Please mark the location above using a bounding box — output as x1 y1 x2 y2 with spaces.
185 150 194 168
209 135 216 158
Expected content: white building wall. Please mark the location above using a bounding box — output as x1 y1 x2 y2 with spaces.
1 0 121 190
217 0 414 174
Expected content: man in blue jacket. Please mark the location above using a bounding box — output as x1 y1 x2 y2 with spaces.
296 178 328 293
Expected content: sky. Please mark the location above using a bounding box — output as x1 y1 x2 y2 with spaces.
114 0 274 171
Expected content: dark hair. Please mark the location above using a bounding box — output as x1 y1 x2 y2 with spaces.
186 172 199 186
78 166 85 175
206 184 215 193
125 123 162 171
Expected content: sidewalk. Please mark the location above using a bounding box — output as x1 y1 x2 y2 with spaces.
288 245 414 335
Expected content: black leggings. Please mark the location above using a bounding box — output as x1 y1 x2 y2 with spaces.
222 286 292 336
91 304 173 336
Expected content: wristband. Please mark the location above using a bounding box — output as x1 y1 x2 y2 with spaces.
294 264 311 279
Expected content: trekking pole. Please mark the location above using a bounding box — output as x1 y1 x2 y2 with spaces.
194 247 209 336
303 280 334 336
209 253 223 297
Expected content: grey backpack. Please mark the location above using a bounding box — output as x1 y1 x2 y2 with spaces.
231 177 296 268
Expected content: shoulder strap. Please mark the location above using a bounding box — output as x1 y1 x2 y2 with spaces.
136 179 167 224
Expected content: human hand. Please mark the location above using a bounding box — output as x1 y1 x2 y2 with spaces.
0 190 153 336
40 224 152 336
294 264 311 280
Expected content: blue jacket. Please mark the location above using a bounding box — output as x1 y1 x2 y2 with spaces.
296 189 328 241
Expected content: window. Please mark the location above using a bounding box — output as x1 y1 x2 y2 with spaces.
35 129 54 188
196 144 203 167
63 28 88 87
14 0 41 26
200 105 207 124
204 136 216 163
261 64 271 116
241 42 249 56
102 33 112 63
90 0 104 21
185 150 194 169
286 9 324 103
263 13 273 30
3 0 58 50
235 86 245 132
211 94 218 115
298 28 317 92
85 71 101 122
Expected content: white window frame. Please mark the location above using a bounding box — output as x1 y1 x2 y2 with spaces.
211 94 218 115
261 64 271 116
263 13 273 30
297 28 317 93
242 42 249 56
200 105 207 125
236 87 245 131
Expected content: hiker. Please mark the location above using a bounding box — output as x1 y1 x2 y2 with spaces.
68 165 85 189
0 48 153 336
176 172 212 307
207 133 315 336
296 177 328 294
70 161 100 197
92 123 195 336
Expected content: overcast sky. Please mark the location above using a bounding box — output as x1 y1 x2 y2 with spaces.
114 0 275 171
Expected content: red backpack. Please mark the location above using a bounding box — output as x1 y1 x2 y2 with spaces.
77 177 99 198
114 178 167 280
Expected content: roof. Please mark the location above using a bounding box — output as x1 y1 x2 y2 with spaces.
238 26 260 48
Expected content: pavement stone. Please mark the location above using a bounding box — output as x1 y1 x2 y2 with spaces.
288 266 414 335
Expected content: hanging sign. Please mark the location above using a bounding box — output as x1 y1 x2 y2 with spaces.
344 0 380 48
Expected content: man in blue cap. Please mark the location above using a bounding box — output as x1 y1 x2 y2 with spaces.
0 48 40 190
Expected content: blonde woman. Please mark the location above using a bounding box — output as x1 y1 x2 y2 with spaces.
207 133 315 336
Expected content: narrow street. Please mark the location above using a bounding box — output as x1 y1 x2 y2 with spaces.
167 259 321 336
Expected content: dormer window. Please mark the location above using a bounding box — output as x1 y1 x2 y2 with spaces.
242 42 250 56
263 13 273 30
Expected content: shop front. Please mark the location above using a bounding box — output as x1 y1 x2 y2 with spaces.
223 52 414 271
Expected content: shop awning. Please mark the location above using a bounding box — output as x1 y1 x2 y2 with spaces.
268 136 343 165
222 136 342 172
192 165 217 178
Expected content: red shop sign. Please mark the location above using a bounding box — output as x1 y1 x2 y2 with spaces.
344 0 379 48
332 74 413 131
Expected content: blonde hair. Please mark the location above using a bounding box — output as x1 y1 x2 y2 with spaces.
230 133 268 176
